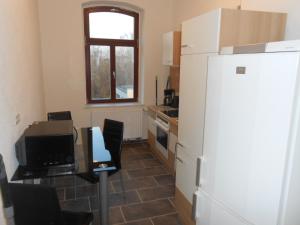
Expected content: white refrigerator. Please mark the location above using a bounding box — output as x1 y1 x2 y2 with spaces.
196 40 300 225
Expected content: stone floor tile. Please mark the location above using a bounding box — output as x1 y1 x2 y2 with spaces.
153 175 175 186
121 199 175 221
127 167 168 179
151 213 182 225
112 177 157 192
137 185 175 202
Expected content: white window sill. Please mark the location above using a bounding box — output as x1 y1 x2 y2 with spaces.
85 102 144 109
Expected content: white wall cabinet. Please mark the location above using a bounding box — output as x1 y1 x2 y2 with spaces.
148 116 156 136
163 32 173 66
162 31 181 66
178 54 212 158
181 9 221 55
175 145 198 203
181 8 286 55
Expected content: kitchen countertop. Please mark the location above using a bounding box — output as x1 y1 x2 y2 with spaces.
147 105 178 126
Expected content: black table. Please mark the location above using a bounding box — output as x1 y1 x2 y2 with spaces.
11 127 116 225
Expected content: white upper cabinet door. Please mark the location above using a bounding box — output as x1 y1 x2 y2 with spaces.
181 9 221 55
163 32 174 66
178 54 215 157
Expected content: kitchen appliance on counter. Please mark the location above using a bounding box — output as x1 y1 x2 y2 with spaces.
162 109 178 118
171 95 179 108
163 89 175 106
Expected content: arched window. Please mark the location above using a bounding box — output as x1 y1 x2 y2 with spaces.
84 6 139 103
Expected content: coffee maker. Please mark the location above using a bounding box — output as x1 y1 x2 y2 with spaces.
163 89 175 106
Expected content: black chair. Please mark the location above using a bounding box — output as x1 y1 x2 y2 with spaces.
0 154 93 225
9 183 93 225
79 119 125 185
103 119 124 175
103 119 126 197
47 111 78 143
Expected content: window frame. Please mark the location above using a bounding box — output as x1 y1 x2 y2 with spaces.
84 6 139 104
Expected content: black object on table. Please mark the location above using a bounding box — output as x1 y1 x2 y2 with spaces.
11 126 116 225
47 111 79 143
47 111 72 121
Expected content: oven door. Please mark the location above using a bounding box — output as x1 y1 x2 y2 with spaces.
155 121 169 159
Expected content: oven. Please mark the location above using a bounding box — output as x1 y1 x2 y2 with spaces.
155 115 169 159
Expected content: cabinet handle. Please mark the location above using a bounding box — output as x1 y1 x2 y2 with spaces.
176 142 184 148
176 156 183 163
175 142 182 157
196 157 201 187
175 142 184 166
175 143 178 168
182 44 194 49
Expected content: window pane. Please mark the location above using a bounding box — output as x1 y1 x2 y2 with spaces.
89 12 134 40
115 47 134 99
90 45 111 100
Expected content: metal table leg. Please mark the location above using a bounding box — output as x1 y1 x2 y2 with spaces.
23 179 34 184
98 171 109 225
4 206 15 225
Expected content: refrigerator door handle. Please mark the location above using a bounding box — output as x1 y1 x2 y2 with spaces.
192 192 198 221
196 157 201 187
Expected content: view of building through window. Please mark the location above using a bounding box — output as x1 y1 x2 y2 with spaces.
90 45 111 100
115 46 134 99
90 45 134 100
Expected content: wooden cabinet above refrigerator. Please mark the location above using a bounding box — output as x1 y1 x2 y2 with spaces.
181 8 287 55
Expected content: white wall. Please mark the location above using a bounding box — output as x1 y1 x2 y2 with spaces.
38 0 173 135
172 0 300 40
0 0 45 224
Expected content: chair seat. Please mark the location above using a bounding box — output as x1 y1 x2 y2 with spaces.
62 210 93 225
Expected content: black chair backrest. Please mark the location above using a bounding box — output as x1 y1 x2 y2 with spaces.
47 111 79 143
0 154 12 209
48 111 72 121
9 183 63 225
103 119 124 170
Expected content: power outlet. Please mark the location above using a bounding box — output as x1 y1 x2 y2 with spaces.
16 113 21 125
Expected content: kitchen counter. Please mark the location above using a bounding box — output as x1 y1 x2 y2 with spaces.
147 105 178 126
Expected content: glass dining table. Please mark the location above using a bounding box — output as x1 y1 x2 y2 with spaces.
11 126 116 225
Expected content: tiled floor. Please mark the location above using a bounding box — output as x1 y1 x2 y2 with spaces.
44 142 182 225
